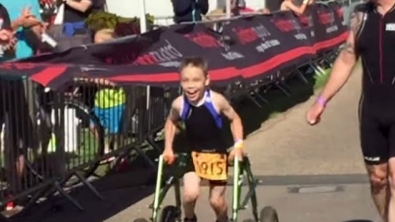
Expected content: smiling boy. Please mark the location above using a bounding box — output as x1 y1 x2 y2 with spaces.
163 57 244 222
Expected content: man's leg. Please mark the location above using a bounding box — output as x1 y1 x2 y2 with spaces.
183 172 200 221
209 181 228 222
360 107 389 221
387 158 395 222
385 124 395 222
366 163 389 221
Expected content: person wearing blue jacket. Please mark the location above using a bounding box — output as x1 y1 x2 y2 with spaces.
171 0 209 24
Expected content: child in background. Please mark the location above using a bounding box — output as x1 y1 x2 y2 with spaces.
91 28 126 154
44 29 125 156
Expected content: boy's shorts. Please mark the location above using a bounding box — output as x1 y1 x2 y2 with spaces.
91 104 125 134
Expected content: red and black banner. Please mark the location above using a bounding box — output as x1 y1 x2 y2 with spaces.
0 2 348 89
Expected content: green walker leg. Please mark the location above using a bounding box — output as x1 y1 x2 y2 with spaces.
244 158 259 221
150 154 186 222
231 157 243 222
152 155 165 222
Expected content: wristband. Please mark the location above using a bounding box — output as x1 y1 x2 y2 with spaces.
234 139 243 149
316 96 327 107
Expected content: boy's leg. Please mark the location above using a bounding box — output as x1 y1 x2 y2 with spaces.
183 171 200 221
107 105 124 135
90 106 104 139
209 181 228 222
91 107 113 155
107 105 125 150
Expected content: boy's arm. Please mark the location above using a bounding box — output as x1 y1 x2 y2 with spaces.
215 93 244 144
164 97 182 151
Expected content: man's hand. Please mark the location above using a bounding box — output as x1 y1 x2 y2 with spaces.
31 22 48 37
4 37 17 50
306 102 325 125
0 30 16 54
0 29 13 43
17 7 42 28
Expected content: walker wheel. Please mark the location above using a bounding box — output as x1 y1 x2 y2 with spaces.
133 219 149 222
260 206 279 222
159 205 180 222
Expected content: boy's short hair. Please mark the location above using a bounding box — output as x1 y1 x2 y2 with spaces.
179 57 209 76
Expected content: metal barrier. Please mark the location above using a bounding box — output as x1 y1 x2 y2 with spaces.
0 0 363 220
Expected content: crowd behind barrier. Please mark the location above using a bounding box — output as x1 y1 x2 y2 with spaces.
0 0 362 220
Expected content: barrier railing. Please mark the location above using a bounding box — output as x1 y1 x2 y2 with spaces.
0 0 362 220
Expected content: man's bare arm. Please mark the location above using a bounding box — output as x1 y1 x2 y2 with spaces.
64 0 93 13
318 11 362 103
164 97 181 151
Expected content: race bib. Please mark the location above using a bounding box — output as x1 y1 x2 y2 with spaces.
192 151 227 181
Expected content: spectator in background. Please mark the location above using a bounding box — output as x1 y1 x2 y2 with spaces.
171 0 209 24
204 0 270 25
280 0 313 15
0 5 15 57
62 0 105 36
0 1 39 212
217 0 265 16
0 0 42 59
231 0 254 15
89 29 125 156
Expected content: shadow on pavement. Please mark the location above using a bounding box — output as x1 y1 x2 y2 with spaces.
12 169 156 222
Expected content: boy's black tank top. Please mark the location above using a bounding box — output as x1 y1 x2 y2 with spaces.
181 91 227 153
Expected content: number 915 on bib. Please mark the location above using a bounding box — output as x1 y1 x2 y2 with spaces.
192 151 227 181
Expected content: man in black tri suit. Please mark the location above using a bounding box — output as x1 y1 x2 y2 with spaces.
307 0 395 221
163 57 244 222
